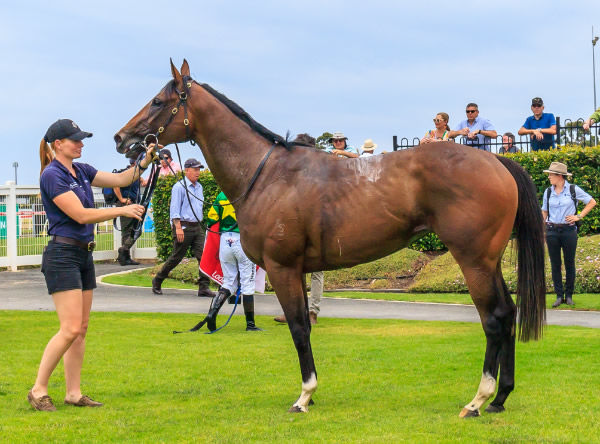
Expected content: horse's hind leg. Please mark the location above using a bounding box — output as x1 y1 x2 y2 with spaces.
458 264 516 418
485 275 516 413
265 260 317 413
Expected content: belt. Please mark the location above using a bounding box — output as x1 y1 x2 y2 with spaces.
180 221 200 226
546 223 575 230
51 235 96 251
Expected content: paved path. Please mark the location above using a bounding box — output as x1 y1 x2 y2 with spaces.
2 264 600 328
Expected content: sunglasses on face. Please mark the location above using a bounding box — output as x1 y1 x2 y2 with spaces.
466 110 478 114
433 118 444 123
532 104 543 108
333 139 345 143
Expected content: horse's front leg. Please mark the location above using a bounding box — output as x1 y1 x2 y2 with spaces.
266 261 317 413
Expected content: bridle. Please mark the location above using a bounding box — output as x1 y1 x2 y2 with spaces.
124 75 281 333
130 76 279 238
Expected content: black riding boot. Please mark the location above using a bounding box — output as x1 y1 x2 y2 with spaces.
152 276 164 295
124 249 140 266
117 247 128 266
206 288 231 332
243 294 262 331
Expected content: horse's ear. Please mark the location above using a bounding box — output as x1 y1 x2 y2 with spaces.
181 59 190 77
170 58 182 83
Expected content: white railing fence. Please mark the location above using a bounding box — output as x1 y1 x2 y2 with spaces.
0 182 156 271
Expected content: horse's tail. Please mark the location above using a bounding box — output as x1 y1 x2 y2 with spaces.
496 155 546 342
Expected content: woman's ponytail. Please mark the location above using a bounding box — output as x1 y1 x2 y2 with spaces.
39 139 54 177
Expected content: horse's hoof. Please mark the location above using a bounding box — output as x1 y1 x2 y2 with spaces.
459 407 480 418
485 404 505 414
288 405 307 413
309 399 314 406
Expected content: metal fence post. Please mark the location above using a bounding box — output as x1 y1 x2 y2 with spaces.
7 182 17 271
555 116 561 146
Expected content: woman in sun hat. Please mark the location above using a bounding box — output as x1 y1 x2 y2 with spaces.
359 139 377 157
28 118 154 411
542 161 596 308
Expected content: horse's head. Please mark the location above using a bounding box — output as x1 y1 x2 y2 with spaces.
114 59 194 157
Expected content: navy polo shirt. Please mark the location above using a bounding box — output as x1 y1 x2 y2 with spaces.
523 113 556 151
40 159 98 242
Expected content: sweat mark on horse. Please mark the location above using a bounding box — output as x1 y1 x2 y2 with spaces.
115 59 546 416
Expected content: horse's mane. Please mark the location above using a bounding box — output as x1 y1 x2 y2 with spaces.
185 80 293 150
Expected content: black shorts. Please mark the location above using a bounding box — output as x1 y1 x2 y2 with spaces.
41 241 97 295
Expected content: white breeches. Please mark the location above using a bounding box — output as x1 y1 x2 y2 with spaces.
219 231 256 295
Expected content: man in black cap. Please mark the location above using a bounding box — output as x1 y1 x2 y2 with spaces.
158 148 181 176
152 158 214 297
518 97 556 151
113 158 148 266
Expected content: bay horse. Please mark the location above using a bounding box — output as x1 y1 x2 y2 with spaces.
114 60 546 417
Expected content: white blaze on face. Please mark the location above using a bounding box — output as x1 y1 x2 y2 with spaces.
464 371 496 412
293 372 317 412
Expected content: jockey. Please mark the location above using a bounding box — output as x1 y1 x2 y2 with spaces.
204 191 261 332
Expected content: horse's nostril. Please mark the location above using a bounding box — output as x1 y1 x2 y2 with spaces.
114 134 122 144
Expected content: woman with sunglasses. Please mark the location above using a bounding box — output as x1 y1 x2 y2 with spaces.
421 112 450 144
28 119 153 411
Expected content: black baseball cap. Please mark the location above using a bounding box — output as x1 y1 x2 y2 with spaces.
531 97 544 106
159 148 172 159
184 158 204 169
44 119 93 143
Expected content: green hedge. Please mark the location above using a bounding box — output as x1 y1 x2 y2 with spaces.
151 146 600 260
506 145 600 235
151 171 221 261
410 145 600 250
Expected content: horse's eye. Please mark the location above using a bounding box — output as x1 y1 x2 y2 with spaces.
152 98 162 107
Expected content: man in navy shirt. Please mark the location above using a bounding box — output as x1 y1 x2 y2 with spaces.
518 97 556 151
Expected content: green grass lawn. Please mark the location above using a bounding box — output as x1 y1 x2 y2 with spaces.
1 310 599 443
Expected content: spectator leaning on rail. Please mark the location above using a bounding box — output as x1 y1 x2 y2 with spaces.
542 162 596 308
421 112 451 144
518 97 556 151
326 132 360 158
30 118 153 412
151 158 214 298
582 106 600 131
359 139 377 157
448 103 497 151
499 132 519 154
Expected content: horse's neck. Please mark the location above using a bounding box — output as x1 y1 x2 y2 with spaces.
191 92 273 201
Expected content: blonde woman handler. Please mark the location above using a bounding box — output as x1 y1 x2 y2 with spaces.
29 119 153 411
542 162 596 308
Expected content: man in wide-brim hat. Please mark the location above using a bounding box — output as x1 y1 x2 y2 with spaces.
327 131 359 158
359 139 377 157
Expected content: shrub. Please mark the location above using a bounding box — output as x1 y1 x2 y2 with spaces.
410 235 600 293
152 171 221 262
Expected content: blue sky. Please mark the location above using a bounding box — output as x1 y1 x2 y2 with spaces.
1 1 600 185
